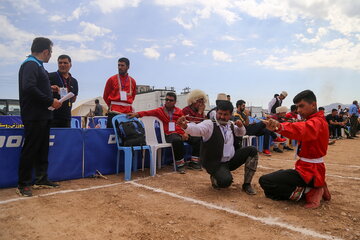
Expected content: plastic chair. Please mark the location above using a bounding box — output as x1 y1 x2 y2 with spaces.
112 114 153 181
97 118 107 128
71 118 80 128
140 116 176 175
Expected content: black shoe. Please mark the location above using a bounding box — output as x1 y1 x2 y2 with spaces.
210 175 220 189
188 161 202 171
242 183 256 195
16 186 32 197
176 165 186 174
273 147 283 153
283 146 294 151
33 180 60 189
347 136 354 139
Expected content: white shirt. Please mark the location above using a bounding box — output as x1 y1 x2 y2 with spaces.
184 119 246 162
268 97 281 114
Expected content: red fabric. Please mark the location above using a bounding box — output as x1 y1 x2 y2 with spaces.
182 105 205 123
285 112 298 120
137 107 185 135
103 74 137 113
277 111 329 187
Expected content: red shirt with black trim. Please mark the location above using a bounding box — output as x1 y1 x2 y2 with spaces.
182 105 205 123
103 73 136 113
137 107 185 135
277 111 329 187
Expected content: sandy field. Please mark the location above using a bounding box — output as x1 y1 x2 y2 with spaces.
0 138 359 240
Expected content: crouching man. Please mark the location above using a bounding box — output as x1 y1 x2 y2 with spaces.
177 101 258 195
259 90 331 209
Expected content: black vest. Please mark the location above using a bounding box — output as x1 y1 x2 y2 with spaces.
200 122 239 174
271 98 282 114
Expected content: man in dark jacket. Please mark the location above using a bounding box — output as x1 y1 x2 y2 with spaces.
18 37 62 197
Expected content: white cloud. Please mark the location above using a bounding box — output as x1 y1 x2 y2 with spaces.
6 0 46 14
257 38 360 70
173 16 195 30
167 53 176 60
295 27 328 43
221 35 236 41
49 15 65 22
68 6 89 21
80 21 111 38
52 46 115 63
182 39 194 46
144 47 160 59
92 0 141 13
212 50 232 62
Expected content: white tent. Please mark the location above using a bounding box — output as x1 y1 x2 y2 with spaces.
71 96 107 117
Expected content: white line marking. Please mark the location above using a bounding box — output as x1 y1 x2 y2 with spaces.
129 181 342 240
263 158 360 168
0 172 176 205
257 165 360 181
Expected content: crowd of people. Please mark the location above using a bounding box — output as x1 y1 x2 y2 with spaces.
17 37 360 210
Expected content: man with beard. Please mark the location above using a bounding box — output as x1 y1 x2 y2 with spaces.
103 57 136 128
177 101 259 195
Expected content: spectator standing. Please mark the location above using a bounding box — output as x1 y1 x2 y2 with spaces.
94 99 103 116
268 91 288 114
18 37 61 197
103 57 136 128
49 55 79 128
349 100 359 137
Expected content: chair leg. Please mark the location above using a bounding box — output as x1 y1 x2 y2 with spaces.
123 149 132 181
142 149 146 172
132 151 138 172
116 150 120 174
149 148 156 177
171 147 176 171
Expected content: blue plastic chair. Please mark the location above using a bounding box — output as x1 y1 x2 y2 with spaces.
112 114 153 181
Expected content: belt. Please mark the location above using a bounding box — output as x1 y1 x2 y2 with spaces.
299 157 324 163
111 101 132 107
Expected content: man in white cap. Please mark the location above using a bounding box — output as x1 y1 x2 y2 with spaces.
206 93 228 120
268 91 288 114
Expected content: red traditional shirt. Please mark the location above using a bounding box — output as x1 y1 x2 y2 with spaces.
285 112 298 120
277 111 329 187
103 73 137 113
137 107 185 135
182 105 205 123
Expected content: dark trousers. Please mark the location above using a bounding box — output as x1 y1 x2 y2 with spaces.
18 120 51 187
186 136 201 157
350 116 359 137
165 133 184 162
106 112 117 128
50 118 70 128
259 169 312 200
328 124 341 138
210 146 258 188
245 122 277 150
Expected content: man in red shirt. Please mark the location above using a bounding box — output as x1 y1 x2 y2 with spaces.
259 90 331 209
128 92 199 174
103 57 136 128
285 105 300 121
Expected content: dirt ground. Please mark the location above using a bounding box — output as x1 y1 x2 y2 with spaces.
0 138 359 240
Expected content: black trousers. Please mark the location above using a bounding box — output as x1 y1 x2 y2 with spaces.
350 116 359 137
18 120 51 187
165 133 201 161
50 118 70 128
245 122 277 150
328 124 341 138
209 146 258 188
259 169 312 200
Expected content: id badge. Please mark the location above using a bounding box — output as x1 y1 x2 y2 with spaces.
168 122 175 132
59 87 68 98
120 91 127 101
223 144 232 157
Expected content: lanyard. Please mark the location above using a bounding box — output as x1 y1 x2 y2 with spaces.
117 74 132 95
164 107 174 121
56 71 69 89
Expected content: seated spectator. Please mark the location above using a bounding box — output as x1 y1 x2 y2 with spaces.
233 100 285 156
206 93 228 120
128 92 201 174
268 106 294 152
338 111 352 139
326 109 342 139
182 89 208 170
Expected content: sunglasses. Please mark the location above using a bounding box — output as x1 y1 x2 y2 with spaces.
165 98 175 102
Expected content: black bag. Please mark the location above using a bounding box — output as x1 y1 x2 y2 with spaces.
115 120 146 146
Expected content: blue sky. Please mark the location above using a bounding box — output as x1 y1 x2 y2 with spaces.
0 0 359 109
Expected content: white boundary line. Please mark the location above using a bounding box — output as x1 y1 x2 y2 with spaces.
129 181 342 240
263 158 360 169
257 165 360 181
0 172 175 205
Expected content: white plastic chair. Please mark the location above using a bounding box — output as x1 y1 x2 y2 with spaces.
140 116 176 175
